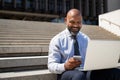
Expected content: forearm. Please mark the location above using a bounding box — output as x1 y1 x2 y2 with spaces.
48 62 65 74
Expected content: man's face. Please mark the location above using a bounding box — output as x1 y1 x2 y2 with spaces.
65 15 82 35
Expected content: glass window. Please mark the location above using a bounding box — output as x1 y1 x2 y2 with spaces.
4 0 12 3
4 0 13 9
39 0 46 13
0 0 2 8
74 0 80 9
16 0 22 8
57 0 63 14
66 0 71 12
48 0 55 13
26 0 34 11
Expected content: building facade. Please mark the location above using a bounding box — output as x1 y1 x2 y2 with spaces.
0 0 108 24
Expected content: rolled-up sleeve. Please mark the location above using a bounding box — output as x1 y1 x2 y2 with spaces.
48 37 65 74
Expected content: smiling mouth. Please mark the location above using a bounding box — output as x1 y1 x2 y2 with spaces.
72 27 79 31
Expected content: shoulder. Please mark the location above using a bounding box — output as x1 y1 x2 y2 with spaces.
78 31 90 41
50 29 66 45
78 32 90 48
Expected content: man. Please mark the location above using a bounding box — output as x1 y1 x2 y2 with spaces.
48 9 120 80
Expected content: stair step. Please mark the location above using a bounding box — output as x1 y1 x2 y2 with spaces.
0 56 48 72
0 46 49 55
0 52 48 57
0 69 57 80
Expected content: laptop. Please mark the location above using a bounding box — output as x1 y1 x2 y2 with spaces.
78 40 120 71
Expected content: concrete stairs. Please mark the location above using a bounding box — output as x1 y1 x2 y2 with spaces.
0 56 48 72
0 19 59 80
0 19 120 80
0 56 57 80
0 69 56 80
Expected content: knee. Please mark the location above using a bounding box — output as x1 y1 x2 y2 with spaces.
73 72 86 80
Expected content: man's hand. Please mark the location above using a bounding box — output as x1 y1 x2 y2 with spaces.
64 57 81 70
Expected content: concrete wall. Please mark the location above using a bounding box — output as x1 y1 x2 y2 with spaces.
107 0 120 12
99 9 120 36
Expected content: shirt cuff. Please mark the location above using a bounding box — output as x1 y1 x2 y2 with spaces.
58 63 65 74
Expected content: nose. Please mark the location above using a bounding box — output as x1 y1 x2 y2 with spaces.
73 23 79 27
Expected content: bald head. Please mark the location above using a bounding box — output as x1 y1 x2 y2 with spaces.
65 9 82 35
66 9 81 18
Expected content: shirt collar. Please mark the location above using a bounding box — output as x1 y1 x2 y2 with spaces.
65 28 80 38
65 28 72 37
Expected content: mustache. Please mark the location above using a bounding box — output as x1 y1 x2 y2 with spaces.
71 27 79 29
67 26 80 35
71 26 80 30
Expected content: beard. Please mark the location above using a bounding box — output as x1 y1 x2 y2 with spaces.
67 26 81 36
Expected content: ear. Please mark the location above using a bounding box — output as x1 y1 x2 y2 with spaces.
64 17 67 24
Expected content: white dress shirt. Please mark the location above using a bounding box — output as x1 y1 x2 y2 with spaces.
48 28 89 74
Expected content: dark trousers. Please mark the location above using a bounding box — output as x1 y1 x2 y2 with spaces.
57 69 88 80
58 68 120 80
90 68 120 80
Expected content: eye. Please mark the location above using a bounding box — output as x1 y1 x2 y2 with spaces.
77 21 82 24
69 21 75 24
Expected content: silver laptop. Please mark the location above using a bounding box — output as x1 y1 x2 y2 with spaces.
78 40 120 71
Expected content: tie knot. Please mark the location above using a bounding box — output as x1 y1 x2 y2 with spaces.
72 35 77 40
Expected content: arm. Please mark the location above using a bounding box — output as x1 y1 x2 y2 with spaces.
48 38 65 74
48 38 81 74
